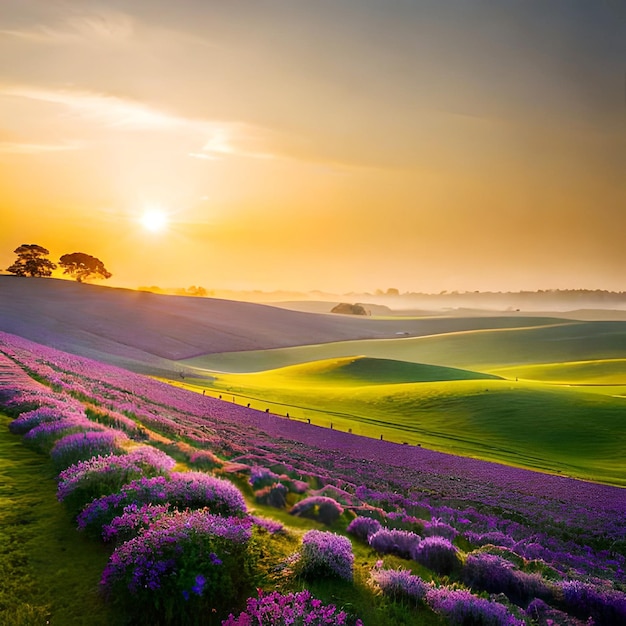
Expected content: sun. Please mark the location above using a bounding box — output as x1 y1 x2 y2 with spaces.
140 207 169 232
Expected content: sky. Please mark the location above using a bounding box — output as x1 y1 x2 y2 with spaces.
1 0 625 294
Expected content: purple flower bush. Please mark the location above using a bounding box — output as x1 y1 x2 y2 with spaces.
299 530 354 581
422 517 459 541
558 579 626 625
57 446 176 516
412 536 461 575
77 472 247 538
249 465 281 489
368 529 421 559
84 405 146 437
525 598 589 626
250 515 284 535
462 552 551 605
50 429 129 471
254 482 288 508
187 448 222 470
9 404 84 434
346 516 382 541
102 503 171 543
23 414 106 453
369 564 428 604
426 587 525 625
290 496 344 525
222 589 363 626
101 509 253 624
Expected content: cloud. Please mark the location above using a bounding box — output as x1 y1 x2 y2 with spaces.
192 124 276 160
1 83 280 159
0 9 133 44
1 85 188 130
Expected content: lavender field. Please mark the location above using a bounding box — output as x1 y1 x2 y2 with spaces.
1 329 625 625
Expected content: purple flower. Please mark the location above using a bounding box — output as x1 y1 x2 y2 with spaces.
299 530 354 581
101 509 251 618
222 589 362 626
370 565 428 603
78 472 246 538
290 496 344 525
368 528 421 559
412 536 460 575
347 516 382 541
50 429 128 470
427 586 525 625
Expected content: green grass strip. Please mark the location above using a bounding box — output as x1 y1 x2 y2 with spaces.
0 412 115 626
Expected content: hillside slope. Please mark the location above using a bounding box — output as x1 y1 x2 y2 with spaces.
0 277 571 367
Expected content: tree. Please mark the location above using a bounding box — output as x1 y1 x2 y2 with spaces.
6 244 57 277
58 252 112 283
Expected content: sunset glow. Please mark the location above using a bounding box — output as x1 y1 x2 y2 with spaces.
1 1 624 293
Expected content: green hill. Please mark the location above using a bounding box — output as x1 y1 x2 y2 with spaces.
241 356 503 386
183 320 626 373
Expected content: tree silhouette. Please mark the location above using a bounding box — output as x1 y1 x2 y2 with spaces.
6 244 57 277
58 252 112 283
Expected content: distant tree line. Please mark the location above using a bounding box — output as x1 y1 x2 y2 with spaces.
5 244 111 283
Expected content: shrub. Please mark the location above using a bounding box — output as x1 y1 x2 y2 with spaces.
423 517 459 541
249 466 281 489
250 516 284 535
463 552 551 605
559 579 626 625
57 446 176 516
22 416 104 453
370 565 428 604
368 529 421 559
77 472 247 538
223 589 363 625
299 530 354 581
9 406 83 434
101 503 171 543
187 449 222 470
101 509 253 624
386 511 425 533
347 516 382 541
50 429 128 471
412 536 461 575
426 587 525 625
525 598 588 626
254 482 288 508
290 496 344 525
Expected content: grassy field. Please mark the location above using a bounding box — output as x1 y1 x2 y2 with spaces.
0 412 115 626
182 320 626 372
176 319 626 486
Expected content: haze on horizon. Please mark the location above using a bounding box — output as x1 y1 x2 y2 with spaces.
1 1 625 294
